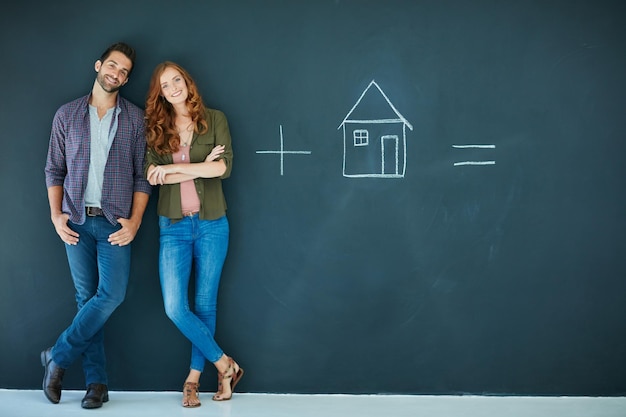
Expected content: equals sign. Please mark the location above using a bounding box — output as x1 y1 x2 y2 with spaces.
452 144 495 166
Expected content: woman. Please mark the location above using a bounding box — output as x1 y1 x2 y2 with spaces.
144 61 243 407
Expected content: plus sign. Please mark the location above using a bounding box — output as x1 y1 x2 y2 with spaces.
256 125 312 176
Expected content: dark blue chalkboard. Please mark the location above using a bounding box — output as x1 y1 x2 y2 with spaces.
1 0 625 395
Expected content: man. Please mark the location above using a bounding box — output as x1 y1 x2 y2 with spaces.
42 42 151 409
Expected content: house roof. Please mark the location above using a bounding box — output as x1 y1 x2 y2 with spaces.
338 80 413 130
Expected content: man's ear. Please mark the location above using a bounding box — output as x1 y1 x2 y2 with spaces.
94 60 102 72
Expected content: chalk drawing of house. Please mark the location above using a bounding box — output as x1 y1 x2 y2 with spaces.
338 80 413 178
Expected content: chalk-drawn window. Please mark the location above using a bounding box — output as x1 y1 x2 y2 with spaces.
353 129 369 147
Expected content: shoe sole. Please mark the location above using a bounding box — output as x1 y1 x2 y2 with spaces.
82 393 109 409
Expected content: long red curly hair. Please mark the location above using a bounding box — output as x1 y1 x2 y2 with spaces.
145 61 209 155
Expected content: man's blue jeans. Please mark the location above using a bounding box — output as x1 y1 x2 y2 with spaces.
51 216 130 386
159 214 229 371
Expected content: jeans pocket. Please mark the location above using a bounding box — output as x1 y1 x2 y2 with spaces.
158 215 173 229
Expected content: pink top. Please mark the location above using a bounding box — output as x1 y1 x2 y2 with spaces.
172 146 201 215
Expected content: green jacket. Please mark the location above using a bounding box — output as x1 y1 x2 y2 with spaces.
145 108 233 221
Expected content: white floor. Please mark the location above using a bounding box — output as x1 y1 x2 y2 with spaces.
1 390 625 417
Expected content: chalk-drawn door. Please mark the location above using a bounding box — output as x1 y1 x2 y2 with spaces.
381 135 399 175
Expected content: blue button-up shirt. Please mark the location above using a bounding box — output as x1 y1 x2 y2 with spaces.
45 93 152 225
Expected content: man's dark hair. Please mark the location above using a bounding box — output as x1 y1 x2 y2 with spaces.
99 42 136 75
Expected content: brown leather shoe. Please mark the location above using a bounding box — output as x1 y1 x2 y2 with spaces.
81 383 109 409
40 348 65 404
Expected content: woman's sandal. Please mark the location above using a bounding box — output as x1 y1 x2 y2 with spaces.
212 358 244 401
182 381 201 408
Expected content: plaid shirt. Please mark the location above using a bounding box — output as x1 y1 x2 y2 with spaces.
45 94 152 225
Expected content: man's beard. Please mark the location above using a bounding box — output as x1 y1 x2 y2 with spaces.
96 72 122 93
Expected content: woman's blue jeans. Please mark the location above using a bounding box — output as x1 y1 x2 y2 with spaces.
51 216 130 386
159 214 229 371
